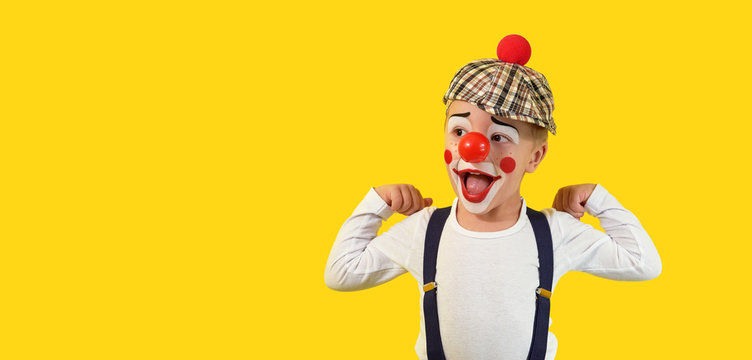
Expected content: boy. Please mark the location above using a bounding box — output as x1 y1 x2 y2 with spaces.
324 34 662 360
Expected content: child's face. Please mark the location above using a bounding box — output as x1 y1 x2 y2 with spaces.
444 100 546 215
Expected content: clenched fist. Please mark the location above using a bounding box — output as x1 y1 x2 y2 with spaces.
552 183 597 220
374 184 433 216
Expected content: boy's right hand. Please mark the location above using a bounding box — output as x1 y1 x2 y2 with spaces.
374 184 433 216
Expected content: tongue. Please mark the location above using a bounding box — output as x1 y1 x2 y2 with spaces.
466 174 492 194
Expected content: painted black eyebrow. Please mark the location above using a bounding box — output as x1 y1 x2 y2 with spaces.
490 116 518 132
448 112 518 132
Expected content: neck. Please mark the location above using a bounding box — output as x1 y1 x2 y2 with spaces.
456 193 523 232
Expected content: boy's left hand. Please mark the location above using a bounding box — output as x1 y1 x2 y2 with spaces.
552 183 597 220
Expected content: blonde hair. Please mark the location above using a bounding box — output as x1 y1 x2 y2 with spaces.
531 124 548 147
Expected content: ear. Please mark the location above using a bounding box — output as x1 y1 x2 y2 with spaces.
525 141 547 173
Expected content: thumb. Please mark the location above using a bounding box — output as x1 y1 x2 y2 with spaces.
424 198 433 207
575 191 589 212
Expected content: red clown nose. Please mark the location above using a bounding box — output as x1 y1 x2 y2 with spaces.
458 132 490 163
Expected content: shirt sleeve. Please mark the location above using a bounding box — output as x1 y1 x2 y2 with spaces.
324 187 428 291
555 184 663 281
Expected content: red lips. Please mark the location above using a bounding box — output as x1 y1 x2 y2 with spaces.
452 168 502 203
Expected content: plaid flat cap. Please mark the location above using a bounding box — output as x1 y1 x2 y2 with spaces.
442 58 557 135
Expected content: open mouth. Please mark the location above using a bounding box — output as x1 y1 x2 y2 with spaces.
452 168 502 203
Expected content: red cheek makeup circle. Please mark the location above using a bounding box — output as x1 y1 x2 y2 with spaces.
444 149 452 164
500 156 516 173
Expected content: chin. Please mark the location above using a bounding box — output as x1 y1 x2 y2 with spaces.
457 179 504 214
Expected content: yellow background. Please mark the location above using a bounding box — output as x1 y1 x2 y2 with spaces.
1 0 750 358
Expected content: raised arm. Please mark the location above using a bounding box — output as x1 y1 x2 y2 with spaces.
554 183 663 281
324 186 429 291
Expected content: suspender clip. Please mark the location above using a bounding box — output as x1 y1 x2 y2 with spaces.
536 287 552 299
423 281 437 292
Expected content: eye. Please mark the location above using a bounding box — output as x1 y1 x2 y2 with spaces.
453 128 467 137
491 134 510 143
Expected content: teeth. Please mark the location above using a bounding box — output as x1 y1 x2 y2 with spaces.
456 169 492 177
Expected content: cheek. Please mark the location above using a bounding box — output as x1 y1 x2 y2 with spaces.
500 156 516 173
444 143 458 165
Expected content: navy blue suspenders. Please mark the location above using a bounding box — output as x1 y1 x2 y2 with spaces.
526 207 554 360
423 206 554 360
423 207 451 360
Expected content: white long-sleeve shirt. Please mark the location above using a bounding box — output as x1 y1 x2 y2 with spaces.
324 184 662 360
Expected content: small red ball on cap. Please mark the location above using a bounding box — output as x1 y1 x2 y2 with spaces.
496 34 531 66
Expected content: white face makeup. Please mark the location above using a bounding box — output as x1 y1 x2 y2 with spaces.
486 121 519 145
447 116 471 136
453 159 505 214
445 115 514 214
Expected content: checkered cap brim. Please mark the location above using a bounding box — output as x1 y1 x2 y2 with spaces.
443 59 556 135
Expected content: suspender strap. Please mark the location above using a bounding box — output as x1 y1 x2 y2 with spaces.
423 206 451 360
526 207 554 360
422 206 553 360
